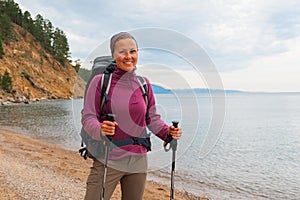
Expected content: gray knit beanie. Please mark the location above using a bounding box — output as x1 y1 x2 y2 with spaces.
110 32 138 56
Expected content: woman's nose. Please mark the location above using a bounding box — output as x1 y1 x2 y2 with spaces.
124 51 131 58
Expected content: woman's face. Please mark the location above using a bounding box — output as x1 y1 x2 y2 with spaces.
113 38 138 72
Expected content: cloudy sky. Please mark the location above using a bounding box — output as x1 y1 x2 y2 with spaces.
14 0 300 92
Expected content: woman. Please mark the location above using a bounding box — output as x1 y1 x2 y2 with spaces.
82 32 182 200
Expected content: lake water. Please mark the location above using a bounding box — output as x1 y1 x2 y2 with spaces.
1 93 299 199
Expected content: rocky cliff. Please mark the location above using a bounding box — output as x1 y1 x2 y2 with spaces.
0 24 86 104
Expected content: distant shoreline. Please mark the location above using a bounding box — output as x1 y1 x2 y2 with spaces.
2 91 300 106
0 96 79 106
148 84 300 94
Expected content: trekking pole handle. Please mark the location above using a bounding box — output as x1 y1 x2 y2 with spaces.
171 121 178 151
172 121 179 128
106 113 115 122
164 121 179 152
106 113 115 141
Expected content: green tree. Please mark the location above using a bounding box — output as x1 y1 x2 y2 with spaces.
0 0 72 65
1 70 13 93
22 11 34 32
0 0 22 25
52 28 70 66
0 36 4 58
43 19 54 53
0 13 12 40
73 59 81 72
32 14 44 45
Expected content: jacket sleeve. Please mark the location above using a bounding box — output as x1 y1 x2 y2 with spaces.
144 78 169 141
81 75 103 140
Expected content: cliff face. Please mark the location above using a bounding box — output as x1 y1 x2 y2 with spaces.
0 24 86 103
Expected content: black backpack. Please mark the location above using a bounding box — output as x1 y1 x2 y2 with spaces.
79 56 151 159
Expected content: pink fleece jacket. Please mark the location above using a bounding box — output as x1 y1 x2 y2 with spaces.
81 67 169 159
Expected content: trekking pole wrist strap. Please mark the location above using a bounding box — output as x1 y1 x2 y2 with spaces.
165 134 173 143
164 134 173 152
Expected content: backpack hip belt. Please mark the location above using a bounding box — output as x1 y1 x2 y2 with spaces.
111 136 151 152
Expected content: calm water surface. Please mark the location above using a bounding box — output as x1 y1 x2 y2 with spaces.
1 93 299 199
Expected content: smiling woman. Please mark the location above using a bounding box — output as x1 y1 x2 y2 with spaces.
111 32 139 72
81 32 183 200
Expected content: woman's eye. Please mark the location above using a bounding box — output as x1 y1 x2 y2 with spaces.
130 50 137 54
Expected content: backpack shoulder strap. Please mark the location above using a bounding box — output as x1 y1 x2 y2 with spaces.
136 75 151 147
100 72 113 112
137 75 148 106
100 61 116 111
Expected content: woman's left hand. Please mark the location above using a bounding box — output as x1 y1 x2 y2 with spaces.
168 125 183 140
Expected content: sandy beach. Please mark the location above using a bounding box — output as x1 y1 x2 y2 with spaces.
0 128 207 200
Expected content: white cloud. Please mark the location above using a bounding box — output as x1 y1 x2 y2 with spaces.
13 0 300 91
188 0 300 71
221 36 300 92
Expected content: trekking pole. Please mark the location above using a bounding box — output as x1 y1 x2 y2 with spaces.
164 121 179 200
101 113 115 200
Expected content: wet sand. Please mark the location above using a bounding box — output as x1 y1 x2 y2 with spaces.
0 128 208 200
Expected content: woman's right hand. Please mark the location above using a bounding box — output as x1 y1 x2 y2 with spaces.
101 120 118 137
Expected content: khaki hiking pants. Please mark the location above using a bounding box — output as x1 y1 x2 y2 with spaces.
84 155 148 200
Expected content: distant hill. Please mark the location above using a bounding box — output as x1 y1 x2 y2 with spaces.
151 84 245 94
151 84 172 94
78 68 91 83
